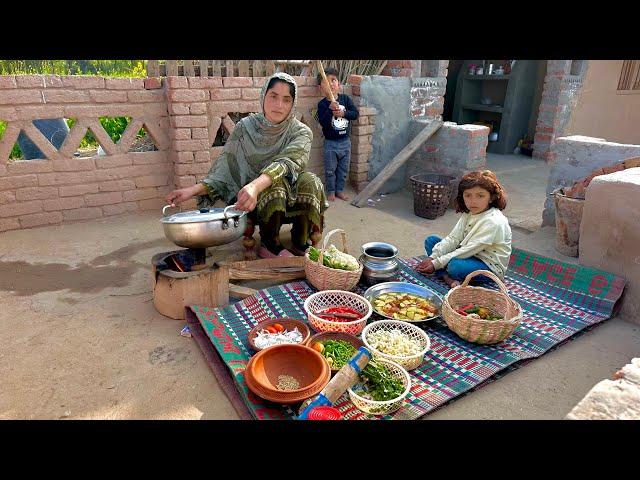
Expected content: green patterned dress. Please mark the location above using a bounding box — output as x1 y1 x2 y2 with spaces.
197 73 328 249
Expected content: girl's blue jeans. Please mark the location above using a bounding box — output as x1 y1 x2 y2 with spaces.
424 235 493 284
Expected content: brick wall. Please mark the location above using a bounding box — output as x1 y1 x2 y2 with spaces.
380 60 414 77
345 75 377 193
350 68 488 200
533 60 585 161
0 75 171 232
542 135 640 226
406 121 489 202
0 73 378 232
410 77 446 120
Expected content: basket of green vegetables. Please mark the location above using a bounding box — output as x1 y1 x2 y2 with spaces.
304 228 363 291
347 358 411 416
307 332 365 372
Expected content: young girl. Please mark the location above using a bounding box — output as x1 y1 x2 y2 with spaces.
415 170 512 288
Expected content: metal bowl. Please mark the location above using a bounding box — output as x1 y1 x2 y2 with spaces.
363 281 443 323
160 204 247 249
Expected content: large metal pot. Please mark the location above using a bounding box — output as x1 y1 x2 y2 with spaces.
160 204 247 249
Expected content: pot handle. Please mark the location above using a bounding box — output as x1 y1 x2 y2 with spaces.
162 204 181 216
223 204 247 219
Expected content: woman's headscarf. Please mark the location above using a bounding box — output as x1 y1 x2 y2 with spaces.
200 72 313 204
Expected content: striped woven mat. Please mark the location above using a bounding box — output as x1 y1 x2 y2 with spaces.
187 248 625 420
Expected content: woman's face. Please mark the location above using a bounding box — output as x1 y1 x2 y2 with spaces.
263 81 294 124
463 186 492 214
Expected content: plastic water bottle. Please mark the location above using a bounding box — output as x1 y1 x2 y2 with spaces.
297 346 372 420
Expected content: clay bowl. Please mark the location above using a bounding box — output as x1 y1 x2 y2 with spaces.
247 318 311 351
306 332 365 373
244 344 331 404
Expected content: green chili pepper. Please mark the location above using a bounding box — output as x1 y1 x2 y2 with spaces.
320 340 357 370
360 360 405 401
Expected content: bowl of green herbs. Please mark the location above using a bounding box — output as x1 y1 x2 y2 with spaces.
347 358 411 416
306 332 365 373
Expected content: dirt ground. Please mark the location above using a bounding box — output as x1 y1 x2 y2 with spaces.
1 154 638 419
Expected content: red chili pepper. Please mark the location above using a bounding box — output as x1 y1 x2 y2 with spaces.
317 306 363 322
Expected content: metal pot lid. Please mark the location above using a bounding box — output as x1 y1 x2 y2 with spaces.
160 204 246 224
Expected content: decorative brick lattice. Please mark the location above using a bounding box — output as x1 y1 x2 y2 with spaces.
0 75 172 231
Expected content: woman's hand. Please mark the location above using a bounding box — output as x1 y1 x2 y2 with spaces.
234 174 273 212
166 184 206 207
235 183 259 212
415 257 436 274
166 188 194 207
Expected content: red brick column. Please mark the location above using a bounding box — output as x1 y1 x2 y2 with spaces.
165 76 219 209
345 75 378 193
533 60 585 162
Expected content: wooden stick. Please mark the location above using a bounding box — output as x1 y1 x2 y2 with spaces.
229 282 258 299
351 120 444 207
228 269 305 282
315 60 336 103
375 60 388 75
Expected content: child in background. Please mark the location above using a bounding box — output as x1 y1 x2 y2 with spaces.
415 170 512 288
316 67 359 201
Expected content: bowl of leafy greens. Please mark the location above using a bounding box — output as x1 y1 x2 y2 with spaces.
347 358 411 416
306 332 365 373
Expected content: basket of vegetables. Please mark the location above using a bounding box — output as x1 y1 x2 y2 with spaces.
347 358 411 416
307 332 365 373
361 320 430 371
304 228 363 291
304 290 372 335
442 270 523 344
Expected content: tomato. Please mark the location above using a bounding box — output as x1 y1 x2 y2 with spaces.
265 326 278 334
312 342 324 353
272 323 285 333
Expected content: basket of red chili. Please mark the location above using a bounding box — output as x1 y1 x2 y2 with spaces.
303 290 372 335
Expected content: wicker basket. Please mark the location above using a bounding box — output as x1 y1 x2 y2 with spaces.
304 228 363 291
361 320 430 371
442 270 523 344
347 358 411 416
304 290 372 335
410 173 455 219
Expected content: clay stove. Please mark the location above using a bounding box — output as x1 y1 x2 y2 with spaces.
151 246 307 320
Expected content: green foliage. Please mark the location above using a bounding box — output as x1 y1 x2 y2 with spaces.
0 120 23 159
66 117 145 149
0 60 147 77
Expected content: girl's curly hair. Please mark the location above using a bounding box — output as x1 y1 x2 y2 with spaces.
455 170 507 213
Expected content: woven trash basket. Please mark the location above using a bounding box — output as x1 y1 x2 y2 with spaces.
410 173 455 219
304 228 363 292
442 270 523 344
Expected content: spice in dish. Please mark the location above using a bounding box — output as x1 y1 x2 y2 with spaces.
276 374 300 391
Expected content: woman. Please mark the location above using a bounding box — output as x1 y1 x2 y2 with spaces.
166 73 329 258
